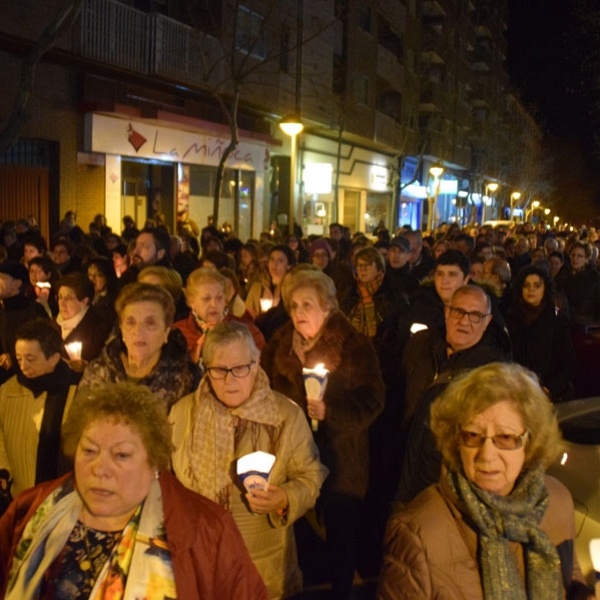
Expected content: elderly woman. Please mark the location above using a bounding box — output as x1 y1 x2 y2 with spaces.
506 265 576 402
79 283 200 409
378 363 594 600
55 273 113 364
262 268 384 600
245 245 297 317
174 268 265 364
170 321 327 599
0 382 268 599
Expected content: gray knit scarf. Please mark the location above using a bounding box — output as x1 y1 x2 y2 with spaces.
446 466 562 600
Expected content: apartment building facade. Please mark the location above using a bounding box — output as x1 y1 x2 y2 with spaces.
0 0 542 237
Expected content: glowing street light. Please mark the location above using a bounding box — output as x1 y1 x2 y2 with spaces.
484 182 499 222
510 191 521 221
427 165 444 231
279 115 304 235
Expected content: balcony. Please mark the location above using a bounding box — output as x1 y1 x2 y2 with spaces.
374 111 403 148
419 81 445 111
78 0 227 90
421 28 447 64
377 45 404 87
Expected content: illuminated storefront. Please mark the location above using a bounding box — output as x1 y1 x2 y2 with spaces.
84 113 271 238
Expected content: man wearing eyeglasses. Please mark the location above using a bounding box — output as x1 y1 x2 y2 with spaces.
395 285 511 506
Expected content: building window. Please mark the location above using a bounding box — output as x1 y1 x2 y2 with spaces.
378 17 403 60
358 6 371 32
377 90 402 122
236 6 266 59
354 74 370 105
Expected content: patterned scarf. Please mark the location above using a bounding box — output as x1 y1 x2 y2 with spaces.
350 274 383 338
186 368 282 511
446 466 562 600
6 476 176 600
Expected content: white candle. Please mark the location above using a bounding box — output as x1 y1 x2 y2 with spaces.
302 363 330 431
260 298 273 313
65 341 82 361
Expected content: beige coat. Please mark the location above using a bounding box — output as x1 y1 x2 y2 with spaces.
377 475 587 600
169 388 328 600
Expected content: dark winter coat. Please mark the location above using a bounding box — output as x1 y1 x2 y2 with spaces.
505 301 575 401
396 325 511 504
59 305 113 363
79 328 200 409
262 311 385 500
563 266 600 322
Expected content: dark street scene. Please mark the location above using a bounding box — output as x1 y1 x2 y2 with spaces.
2 0 600 598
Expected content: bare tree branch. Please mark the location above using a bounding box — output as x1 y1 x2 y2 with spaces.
0 0 84 155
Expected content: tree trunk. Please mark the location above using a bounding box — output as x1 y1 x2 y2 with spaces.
333 117 345 223
212 91 240 227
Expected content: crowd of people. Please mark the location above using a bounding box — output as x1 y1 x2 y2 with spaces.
0 210 597 599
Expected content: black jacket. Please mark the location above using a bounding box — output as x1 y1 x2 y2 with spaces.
396 325 511 504
505 301 575 401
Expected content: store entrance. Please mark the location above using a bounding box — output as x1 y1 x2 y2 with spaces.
121 159 175 230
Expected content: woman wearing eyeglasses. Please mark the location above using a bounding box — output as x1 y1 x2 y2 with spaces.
169 320 328 600
378 362 594 600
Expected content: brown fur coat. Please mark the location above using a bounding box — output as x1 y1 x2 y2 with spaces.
262 311 385 499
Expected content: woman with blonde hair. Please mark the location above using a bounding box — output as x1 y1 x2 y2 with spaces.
378 362 593 600
173 268 265 364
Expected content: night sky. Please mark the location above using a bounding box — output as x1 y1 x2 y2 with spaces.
506 0 600 219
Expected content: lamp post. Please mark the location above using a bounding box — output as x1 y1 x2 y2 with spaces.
525 200 540 222
484 182 498 223
428 165 444 231
279 116 304 235
510 191 521 221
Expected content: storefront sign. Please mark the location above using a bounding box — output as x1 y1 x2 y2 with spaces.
85 114 269 171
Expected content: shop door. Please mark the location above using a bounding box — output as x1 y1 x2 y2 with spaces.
0 166 50 241
343 190 360 233
121 159 175 230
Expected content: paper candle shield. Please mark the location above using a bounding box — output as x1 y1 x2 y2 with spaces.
237 451 276 493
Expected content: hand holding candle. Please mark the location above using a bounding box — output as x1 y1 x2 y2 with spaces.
260 298 273 313
302 363 329 431
64 341 82 361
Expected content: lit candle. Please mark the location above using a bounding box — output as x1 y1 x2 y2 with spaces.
64 341 82 361
302 363 330 431
260 298 273 313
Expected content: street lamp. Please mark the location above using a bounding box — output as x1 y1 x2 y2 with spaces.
484 182 499 223
428 165 444 231
510 191 521 221
279 115 304 235
525 200 540 222
544 208 551 216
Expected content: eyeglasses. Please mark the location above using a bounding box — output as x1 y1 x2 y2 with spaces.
355 262 375 270
207 361 255 380
458 429 528 450
447 306 489 324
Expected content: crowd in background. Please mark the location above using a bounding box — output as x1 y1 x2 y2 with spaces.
0 209 597 599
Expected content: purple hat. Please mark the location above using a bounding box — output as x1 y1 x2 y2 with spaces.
310 238 332 259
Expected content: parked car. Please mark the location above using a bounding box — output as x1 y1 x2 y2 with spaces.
548 396 600 583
